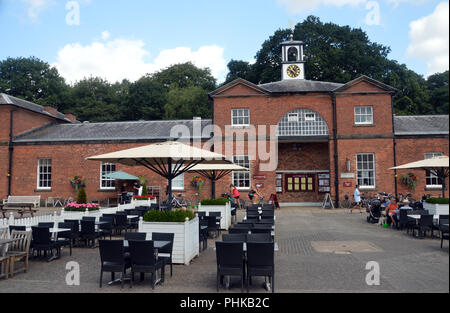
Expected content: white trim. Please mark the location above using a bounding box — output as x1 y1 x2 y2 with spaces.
232 155 251 189
100 162 116 190
354 106 374 125
356 153 376 189
231 108 250 127
37 158 52 190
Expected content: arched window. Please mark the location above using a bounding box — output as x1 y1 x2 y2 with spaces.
277 109 329 137
288 47 298 62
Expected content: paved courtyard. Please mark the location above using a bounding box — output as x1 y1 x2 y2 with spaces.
1 207 448 293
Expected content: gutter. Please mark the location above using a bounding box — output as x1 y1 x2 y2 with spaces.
331 93 339 207
8 109 17 196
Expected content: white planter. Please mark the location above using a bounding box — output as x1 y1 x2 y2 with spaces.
198 202 231 230
138 217 199 265
424 202 449 216
132 199 157 207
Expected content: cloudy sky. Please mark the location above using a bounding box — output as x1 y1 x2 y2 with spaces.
0 0 448 84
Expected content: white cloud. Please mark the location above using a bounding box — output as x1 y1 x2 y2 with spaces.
22 0 55 21
276 0 366 13
101 31 111 41
407 1 449 76
53 34 227 84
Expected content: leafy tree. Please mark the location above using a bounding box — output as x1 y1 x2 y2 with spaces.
427 71 449 114
76 188 87 204
164 86 212 119
0 56 69 110
225 60 256 83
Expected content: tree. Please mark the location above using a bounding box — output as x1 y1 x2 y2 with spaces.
225 60 256 83
0 56 69 110
164 86 212 120
427 71 449 114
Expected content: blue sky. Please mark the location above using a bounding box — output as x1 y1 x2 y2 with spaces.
0 0 448 84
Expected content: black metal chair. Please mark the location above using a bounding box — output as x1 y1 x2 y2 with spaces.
222 233 247 242
9 226 26 232
57 222 74 256
125 232 147 241
38 222 54 228
433 215 449 237
31 227 62 261
412 215 434 238
199 218 209 252
197 211 207 219
215 241 245 292
80 220 101 247
114 214 132 235
229 228 250 234
246 242 275 293
99 217 113 240
440 223 449 249
206 216 220 238
247 233 272 243
234 223 252 229
82 216 96 222
99 240 131 289
152 232 175 277
128 240 165 289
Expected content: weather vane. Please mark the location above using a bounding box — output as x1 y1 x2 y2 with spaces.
289 20 295 40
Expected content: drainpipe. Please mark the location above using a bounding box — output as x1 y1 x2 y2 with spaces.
332 93 339 207
8 109 17 196
391 95 398 198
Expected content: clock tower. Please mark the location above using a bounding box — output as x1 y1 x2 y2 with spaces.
281 35 305 80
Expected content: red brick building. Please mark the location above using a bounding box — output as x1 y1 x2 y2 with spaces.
1 39 448 206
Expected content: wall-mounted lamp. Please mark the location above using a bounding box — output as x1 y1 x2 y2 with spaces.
346 158 351 172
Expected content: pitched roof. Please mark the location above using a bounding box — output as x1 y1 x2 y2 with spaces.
259 79 344 93
0 93 71 122
13 119 214 143
394 115 449 136
209 78 270 97
333 75 398 93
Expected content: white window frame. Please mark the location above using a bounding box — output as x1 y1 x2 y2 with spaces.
232 155 251 190
304 113 316 121
288 113 299 123
171 173 185 191
100 162 116 190
356 153 376 189
354 106 374 125
231 108 250 127
425 152 444 188
37 158 52 190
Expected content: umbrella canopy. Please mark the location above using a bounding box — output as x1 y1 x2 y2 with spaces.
87 141 231 208
102 171 139 181
188 163 249 199
390 156 449 198
390 156 449 170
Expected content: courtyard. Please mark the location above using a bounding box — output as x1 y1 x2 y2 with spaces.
0 207 448 293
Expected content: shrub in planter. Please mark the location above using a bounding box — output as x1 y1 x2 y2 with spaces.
144 209 195 223
426 198 449 205
64 202 100 212
201 198 228 206
133 195 155 200
76 188 88 204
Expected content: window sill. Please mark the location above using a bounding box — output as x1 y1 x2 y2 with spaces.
98 189 116 193
35 189 52 193
354 124 376 127
231 125 251 129
425 186 444 191
359 187 376 190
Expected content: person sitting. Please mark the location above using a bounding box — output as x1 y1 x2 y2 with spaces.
386 198 399 227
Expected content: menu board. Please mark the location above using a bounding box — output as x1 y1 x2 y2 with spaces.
276 174 283 193
318 173 330 193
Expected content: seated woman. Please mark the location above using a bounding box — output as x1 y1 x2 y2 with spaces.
386 198 399 227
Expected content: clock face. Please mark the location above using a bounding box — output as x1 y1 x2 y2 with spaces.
287 65 301 78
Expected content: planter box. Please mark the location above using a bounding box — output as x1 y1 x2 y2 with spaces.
132 199 157 207
139 217 199 265
424 202 449 215
198 202 231 230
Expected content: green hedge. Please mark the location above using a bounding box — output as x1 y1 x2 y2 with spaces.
426 198 449 205
144 209 195 223
200 198 229 206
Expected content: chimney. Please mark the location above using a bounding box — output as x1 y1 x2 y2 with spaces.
65 113 77 123
43 106 58 117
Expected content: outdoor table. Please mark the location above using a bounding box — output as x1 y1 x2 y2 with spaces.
408 215 440 225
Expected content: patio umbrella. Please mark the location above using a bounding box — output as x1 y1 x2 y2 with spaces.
102 171 139 181
390 156 449 198
87 141 231 209
187 163 249 199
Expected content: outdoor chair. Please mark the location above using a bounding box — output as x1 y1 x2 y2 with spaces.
197 212 207 219
152 232 175 277
82 216 96 222
206 216 220 238
412 215 434 238
398 210 414 232
246 242 275 293
64 220 80 245
209 212 222 235
80 220 101 248
99 240 131 289
251 228 273 235
128 240 165 290
0 256 9 280
99 217 113 240
56 222 74 256
262 204 275 211
9 226 26 232
247 233 272 243
7 230 32 277
199 218 208 252
222 234 247 243
113 214 132 235
234 223 252 229
215 241 245 292
38 222 54 228
31 227 62 261
125 232 147 241
241 219 258 224
433 215 449 237
229 228 250 234
440 224 449 249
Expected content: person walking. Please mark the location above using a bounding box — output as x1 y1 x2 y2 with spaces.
350 184 362 214
230 184 241 210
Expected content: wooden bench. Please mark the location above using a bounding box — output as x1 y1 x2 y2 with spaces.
1 196 40 218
